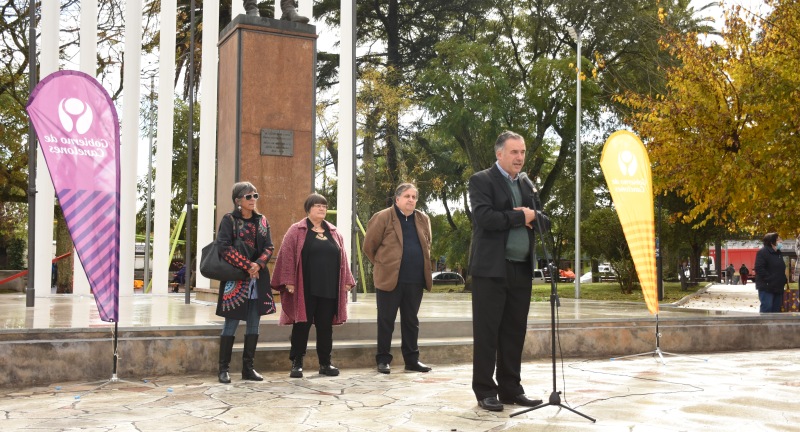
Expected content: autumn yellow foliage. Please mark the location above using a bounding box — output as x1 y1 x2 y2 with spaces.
619 0 799 235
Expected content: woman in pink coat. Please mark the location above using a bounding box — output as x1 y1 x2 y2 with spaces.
271 193 355 378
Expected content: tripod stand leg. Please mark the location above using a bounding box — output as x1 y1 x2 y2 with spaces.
610 351 664 363
510 391 597 422
68 321 154 399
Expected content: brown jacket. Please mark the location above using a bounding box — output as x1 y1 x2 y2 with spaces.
364 206 433 292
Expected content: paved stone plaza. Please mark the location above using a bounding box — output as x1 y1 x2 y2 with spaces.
1 348 800 431
1 283 799 431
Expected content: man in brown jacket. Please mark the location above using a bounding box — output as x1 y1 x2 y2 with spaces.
364 183 433 374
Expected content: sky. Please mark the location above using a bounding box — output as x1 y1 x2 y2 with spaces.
123 1 771 214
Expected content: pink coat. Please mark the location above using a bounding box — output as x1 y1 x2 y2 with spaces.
271 219 355 325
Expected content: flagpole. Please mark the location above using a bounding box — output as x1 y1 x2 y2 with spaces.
26 0 38 307
184 0 196 304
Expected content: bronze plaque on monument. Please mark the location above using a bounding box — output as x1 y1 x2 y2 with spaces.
260 129 294 157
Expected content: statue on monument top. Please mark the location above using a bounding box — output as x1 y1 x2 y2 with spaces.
244 0 310 24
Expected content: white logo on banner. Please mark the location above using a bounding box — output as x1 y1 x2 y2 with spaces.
58 98 93 134
617 150 638 177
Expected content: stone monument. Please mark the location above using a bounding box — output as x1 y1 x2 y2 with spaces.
216 15 317 256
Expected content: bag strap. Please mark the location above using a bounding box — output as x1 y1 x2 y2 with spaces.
228 213 239 239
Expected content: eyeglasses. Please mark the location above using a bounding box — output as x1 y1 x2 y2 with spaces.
312 204 327 209
240 193 259 200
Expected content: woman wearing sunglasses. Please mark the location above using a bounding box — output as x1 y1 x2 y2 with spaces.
271 193 355 378
215 181 275 383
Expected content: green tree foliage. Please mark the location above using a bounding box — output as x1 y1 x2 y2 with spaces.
429 211 471 275
581 207 637 294
136 99 200 252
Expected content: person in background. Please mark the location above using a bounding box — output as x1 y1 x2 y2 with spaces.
171 264 186 293
467 131 548 412
363 183 433 375
215 182 275 383
271 193 355 378
795 233 800 290
725 264 735 285
739 264 750 285
754 232 786 313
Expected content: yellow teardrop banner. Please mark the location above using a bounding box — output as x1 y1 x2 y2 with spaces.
600 130 658 314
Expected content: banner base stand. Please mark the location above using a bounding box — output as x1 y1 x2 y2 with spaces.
609 314 709 365
69 321 154 399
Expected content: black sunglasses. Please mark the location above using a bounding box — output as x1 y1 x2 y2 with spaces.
240 193 259 200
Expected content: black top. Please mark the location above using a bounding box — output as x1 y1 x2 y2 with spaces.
301 218 340 299
754 246 786 293
395 205 426 285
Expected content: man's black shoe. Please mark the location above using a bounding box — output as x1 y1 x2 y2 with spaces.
477 396 504 412
319 364 340 376
498 394 543 407
377 363 391 374
404 361 432 372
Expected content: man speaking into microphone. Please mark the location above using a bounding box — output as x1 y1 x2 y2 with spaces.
467 130 549 412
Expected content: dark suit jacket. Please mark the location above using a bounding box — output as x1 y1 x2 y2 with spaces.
468 164 549 278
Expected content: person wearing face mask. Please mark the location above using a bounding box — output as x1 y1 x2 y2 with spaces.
363 183 433 375
795 233 800 290
754 232 787 313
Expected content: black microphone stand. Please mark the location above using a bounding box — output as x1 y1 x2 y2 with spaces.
510 178 595 422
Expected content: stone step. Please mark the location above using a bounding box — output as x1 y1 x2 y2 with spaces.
230 336 475 371
232 336 474 352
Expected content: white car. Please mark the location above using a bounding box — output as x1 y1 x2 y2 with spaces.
431 271 465 285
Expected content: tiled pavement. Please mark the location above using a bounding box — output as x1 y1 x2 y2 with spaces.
2 348 799 431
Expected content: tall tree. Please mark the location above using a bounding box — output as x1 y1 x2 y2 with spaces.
621 0 800 235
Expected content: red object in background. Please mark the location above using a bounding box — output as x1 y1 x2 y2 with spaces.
709 248 758 273
0 252 72 286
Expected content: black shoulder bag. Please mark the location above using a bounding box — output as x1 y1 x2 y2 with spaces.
199 214 251 281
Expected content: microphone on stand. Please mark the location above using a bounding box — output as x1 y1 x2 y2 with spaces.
518 172 537 192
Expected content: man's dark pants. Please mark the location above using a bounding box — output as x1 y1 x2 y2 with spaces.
376 282 424 365
471 260 532 400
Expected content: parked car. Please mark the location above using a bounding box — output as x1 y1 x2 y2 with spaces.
542 268 576 283
431 271 465 285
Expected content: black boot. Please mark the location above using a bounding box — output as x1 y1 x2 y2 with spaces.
290 355 304 378
319 363 339 376
242 334 264 381
218 336 235 384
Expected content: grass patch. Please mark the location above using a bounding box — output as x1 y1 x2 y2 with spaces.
530 281 697 303
430 281 702 304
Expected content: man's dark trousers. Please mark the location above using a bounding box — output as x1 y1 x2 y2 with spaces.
376 282 424 365
472 260 532 400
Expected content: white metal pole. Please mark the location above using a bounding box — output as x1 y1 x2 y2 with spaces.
34 0 60 298
195 0 220 290
337 0 355 285
120 0 144 297
152 0 178 295
144 77 155 292
571 29 582 298
71 0 98 296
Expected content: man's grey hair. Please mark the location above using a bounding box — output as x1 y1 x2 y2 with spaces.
494 130 524 153
394 183 417 198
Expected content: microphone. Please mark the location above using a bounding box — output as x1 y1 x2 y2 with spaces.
518 172 537 192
